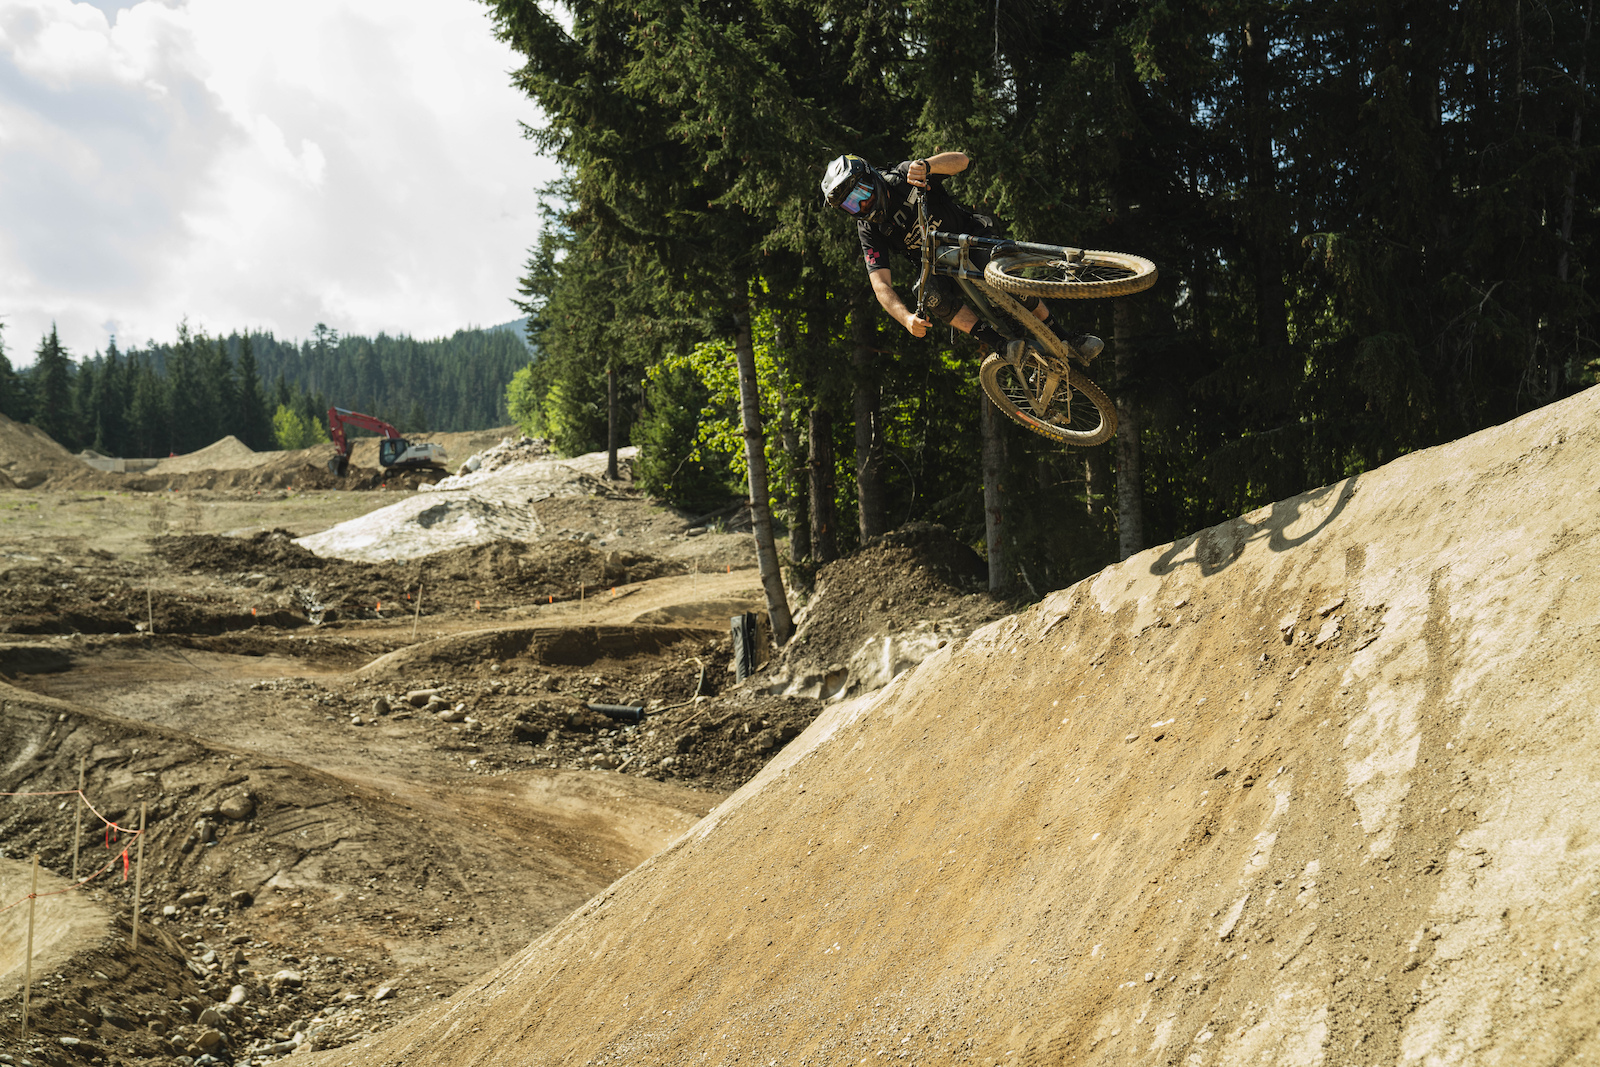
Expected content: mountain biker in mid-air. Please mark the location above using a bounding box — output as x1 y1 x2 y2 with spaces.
820 151 1103 361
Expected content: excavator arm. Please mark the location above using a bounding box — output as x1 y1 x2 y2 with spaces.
327 407 402 461
325 407 448 477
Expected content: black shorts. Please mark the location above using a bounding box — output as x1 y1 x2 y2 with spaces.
913 242 1039 325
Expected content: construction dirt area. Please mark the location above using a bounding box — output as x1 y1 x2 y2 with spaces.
4 384 1600 1067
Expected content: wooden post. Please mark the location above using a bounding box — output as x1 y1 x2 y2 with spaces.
131 803 147 950
411 584 424 641
72 754 85 880
146 588 154 634
22 854 37 1038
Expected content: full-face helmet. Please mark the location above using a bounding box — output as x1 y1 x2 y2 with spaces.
820 154 886 221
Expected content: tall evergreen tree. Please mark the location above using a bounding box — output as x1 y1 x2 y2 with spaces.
30 325 74 447
235 335 274 451
0 323 24 423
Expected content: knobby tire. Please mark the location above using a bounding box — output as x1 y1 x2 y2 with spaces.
979 352 1117 446
985 250 1157 300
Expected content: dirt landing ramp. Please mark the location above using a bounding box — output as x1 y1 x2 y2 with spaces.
0 858 109 1000
309 386 1600 1067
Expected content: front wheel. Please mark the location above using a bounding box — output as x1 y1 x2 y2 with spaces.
979 350 1117 446
985 249 1157 299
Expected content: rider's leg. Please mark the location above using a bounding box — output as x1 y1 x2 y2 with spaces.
1033 299 1105 360
948 306 1008 355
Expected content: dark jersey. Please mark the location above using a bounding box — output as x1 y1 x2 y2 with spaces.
858 160 998 274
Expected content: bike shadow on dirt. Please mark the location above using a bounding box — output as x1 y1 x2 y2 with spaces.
1148 475 1359 578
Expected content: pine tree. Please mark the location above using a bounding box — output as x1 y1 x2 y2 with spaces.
30 325 74 447
0 323 24 423
235 335 274 451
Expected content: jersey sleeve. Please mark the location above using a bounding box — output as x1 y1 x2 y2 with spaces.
859 221 893 273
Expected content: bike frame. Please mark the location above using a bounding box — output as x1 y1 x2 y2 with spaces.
913 196 1080 342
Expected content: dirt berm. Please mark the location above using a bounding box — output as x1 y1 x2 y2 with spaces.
309 387 1600 1067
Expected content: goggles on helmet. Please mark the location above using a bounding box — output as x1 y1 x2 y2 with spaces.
839 181 876 216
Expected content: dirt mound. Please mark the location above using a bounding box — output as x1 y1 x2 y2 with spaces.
0 551 292 636
152 435 264 474
0 411 82 488
308 387 1600 1067
765 522 1011 699
151 531 690 623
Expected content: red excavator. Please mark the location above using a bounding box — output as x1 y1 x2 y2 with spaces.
325 407 450 477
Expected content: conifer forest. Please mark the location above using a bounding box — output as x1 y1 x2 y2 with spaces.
0 323 530 458
497 0 1597 591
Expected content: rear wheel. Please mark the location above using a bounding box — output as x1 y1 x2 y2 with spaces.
979 349 1117 446
985 249 1157 299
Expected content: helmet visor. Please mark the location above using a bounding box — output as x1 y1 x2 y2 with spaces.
839 180 876 216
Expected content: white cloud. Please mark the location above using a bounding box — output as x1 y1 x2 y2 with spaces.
0 0 556 362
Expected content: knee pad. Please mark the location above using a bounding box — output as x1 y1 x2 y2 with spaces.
914 274 962 324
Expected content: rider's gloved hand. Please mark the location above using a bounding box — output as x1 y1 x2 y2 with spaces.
904 312 933 338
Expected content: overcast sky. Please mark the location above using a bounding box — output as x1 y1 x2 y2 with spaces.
0 0 559 364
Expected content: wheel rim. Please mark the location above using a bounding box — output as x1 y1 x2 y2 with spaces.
1003 256 1140 286
990 355 1107 436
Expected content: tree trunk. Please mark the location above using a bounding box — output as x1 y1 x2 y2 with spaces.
1114 299 1144 561
733 307 793 644
852 286 887 541
778 387 811 565
808 406 838 563
1085 443 1112 542
772 315 810 564
605 362 619 480
979 393 1009 593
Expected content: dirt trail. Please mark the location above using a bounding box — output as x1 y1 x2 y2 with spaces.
0 436 780 1065
307 389 1600 1067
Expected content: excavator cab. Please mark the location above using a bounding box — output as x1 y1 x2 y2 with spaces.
378 438 408 467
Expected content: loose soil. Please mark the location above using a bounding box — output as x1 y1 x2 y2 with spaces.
0 433 989 1066
13 391 1598 1067
292 387 1600 1067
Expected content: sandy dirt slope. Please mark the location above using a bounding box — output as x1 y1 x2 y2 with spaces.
310 389 1600 1067
0 859 109 1000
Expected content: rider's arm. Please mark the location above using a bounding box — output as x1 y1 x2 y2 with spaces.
869 268 929 338
908 152 969 188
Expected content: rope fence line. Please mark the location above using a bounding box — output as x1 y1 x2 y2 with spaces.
0 850 130 917
1 787 141 837
4 783 155 1040
2 787 147 917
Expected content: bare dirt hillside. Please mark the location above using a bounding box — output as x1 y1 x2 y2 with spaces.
309 389 1600 1067
0 413 83 489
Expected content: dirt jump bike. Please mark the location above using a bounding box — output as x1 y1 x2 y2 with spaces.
914 198 1157 446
